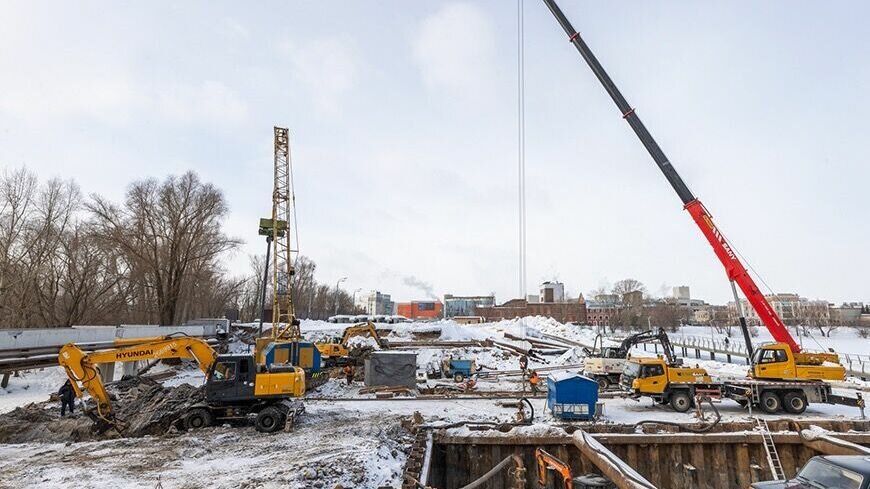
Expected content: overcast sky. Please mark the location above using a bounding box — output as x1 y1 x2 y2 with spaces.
2 1 868 306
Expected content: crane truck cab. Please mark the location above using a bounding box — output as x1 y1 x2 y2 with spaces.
750 342 845 382
620 356 720 412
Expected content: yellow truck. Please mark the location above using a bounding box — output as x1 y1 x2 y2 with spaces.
620 356 721 412
620 334 861 414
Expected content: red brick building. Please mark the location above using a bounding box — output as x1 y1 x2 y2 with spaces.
396 301 443 320
474 298 587 324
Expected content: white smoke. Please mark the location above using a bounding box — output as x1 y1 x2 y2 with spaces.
402 276 438 300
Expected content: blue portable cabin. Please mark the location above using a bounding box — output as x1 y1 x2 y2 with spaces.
261 341 321 373
547 372 598 420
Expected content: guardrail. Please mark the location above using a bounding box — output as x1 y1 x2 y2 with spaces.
640 334 869 380
0 323 224 383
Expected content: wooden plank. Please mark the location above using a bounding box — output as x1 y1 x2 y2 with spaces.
648 444 661 487
690 443 706 489
664 443 682 489
491 444 504 489
734 443 752 488
779 443 797 479
445 442 459 489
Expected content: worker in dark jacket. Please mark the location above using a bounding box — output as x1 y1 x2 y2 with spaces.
58 380 75 416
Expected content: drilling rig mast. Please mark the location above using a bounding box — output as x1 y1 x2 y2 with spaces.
271 127 299 341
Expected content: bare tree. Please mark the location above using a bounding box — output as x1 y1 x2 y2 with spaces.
612 278 647 298
88 172 240 325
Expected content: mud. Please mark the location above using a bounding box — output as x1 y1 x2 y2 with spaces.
0 377 204 443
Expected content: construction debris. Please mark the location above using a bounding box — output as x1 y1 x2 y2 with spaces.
0 377 204 443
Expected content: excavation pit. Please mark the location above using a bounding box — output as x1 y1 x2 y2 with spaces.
423 420 870 489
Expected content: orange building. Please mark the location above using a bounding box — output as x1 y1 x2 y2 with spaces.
396 301 443 320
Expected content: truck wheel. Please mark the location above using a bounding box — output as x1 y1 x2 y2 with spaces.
255 407 285 433
596 377 609 389
453 372 465 382
760 391 782 414
670 391 692 413
783 391 807 414
185 408 213 430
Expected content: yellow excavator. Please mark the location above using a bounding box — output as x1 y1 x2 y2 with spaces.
316 321 386 366
58 334 306 433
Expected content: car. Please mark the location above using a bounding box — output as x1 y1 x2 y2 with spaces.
751 456 870 489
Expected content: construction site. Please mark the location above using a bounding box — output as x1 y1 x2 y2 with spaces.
1 1 869 489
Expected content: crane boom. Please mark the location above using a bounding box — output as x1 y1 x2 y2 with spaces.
541 0 800 353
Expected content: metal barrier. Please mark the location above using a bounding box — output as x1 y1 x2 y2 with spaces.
0 324 222 379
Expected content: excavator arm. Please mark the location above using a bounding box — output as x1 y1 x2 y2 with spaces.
615 330 658 357
535 448 574 489
340 321 383 347
58 335 218 421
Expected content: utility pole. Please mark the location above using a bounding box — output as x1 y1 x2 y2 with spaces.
334 277 347 316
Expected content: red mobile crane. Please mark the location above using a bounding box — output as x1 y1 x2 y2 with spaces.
540 0 845 385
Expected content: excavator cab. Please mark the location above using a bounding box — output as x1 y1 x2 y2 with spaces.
205 355 257 403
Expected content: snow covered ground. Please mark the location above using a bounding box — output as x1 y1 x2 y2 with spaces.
0 366 68 414
0 318 866 488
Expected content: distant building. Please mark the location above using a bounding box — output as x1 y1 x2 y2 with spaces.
829 303 863 325
672 286 691 301
585 299 620 327
593 294 620 306
728 293 830 326
622 290 644 307
357 291 394 316
540 282 565 303
526 294 540 304
396 301 443 320
444 294 495 318
692 305 729 325
475 298 587 324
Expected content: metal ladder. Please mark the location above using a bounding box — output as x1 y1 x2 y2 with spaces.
756 417 785 480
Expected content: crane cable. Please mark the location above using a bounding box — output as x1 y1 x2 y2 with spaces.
517 0 527 302
720 226 827 349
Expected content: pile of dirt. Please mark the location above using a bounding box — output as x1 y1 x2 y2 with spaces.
110 376 206 437
0 377 205 443
0 402 95 443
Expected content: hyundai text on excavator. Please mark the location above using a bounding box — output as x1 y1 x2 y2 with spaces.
58 334 306 433
542 0 862 414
